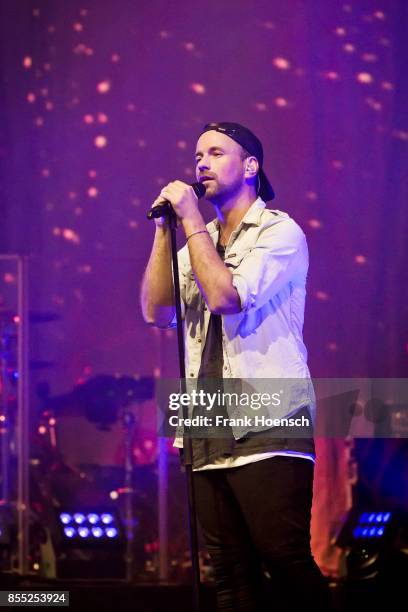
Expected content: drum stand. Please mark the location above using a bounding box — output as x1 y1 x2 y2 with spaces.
121 409 137 582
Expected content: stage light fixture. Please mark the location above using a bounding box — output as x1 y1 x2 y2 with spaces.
59 513 72 525
63 526 76 538
91 527 103 538
73 512 86 525
87 513 99 524
101 513 114 524
352 512 393 540
57 509 122 544
52 508 126 579
106 527 118 538
335 508 406 581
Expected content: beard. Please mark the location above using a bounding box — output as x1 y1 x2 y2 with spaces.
204 175 244 203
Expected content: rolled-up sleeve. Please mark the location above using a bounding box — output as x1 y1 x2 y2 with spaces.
230 219 308 312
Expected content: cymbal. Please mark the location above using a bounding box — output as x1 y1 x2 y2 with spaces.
46 375 155 422
0 310 61 324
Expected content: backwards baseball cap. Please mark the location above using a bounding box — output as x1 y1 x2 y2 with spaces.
199 122 275 201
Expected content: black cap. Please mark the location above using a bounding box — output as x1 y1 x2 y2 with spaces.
200 122 275 201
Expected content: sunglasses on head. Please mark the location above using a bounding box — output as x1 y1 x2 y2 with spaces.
204 123 238 137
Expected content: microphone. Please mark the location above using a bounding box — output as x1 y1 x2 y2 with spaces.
147 182 206 220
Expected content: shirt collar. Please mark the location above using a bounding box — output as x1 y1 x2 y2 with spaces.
208 197 266 235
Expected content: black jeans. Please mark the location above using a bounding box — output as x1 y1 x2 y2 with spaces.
194 456 334 612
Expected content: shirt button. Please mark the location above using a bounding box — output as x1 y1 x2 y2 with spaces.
190 373 194 377
197 338 202 343
223 366 228 371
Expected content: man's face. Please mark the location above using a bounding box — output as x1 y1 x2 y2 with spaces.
194 131 248 202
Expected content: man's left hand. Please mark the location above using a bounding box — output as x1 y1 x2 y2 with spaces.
159 181 202 224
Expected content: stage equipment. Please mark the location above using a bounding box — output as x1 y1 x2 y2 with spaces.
33 375 155 580
146 182 206 612
44 375 154 429
47 507 126 579
336 508 407 581
57 510 123 544
0 255 30 575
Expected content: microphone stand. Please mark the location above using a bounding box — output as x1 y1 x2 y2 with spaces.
167 207 202 612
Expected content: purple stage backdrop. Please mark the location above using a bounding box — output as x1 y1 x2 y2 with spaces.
0 0 407 575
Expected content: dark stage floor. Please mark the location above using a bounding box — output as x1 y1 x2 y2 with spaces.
0 573 401 611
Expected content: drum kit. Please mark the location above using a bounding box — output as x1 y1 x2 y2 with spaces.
0 306 186 579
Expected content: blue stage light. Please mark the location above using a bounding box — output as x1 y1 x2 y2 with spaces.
87 513 99 524
105 527 118 538
101 513 114 525
92 527 103 538
59 513 72 525
58 508 122 545
73 513 86 524
358 511 391 526
352 514 392 539
64 527 76 538
78 527 90 538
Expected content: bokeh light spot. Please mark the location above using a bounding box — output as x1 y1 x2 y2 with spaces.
94 135 108 148
87 187 98 198
4 273 16 284
62 228 80 244
356 72 373 84
190 82 206 95
97 80 111 94
343 43 355 53
274 97 288 107
365 97 382 112
381 81 393 91
272 57 291 70
323 71 339 80
362 53 377 63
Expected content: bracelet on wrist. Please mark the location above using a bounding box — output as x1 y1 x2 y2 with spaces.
186 229 209 242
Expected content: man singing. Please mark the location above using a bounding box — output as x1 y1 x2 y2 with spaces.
141 122 333 611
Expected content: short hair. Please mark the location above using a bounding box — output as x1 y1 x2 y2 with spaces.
239 146 251 160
